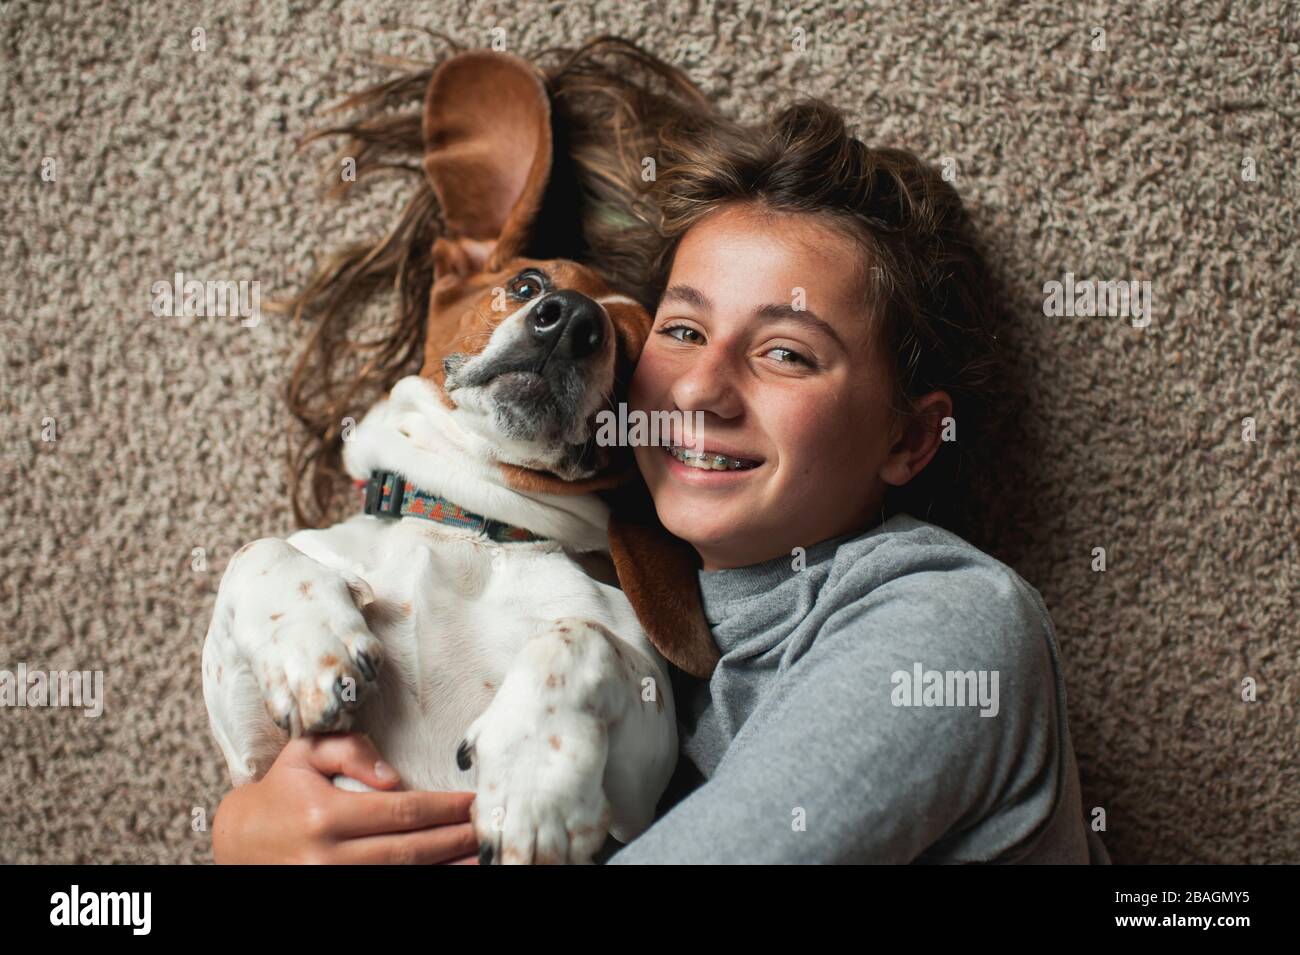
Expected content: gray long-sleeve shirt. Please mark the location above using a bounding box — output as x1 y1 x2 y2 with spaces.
608 513 1110 864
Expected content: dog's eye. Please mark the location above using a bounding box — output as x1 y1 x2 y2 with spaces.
507 270 548 301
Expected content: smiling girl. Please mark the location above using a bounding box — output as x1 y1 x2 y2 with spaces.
210 38 1107 864
604 101 1107 863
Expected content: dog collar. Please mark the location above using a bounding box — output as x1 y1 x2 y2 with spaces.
354 470 546 544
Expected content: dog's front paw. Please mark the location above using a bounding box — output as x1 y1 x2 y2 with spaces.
254 615 381 737
245 570 384 737
459 704 611 865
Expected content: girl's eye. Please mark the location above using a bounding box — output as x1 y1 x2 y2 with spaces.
659 323 704 344
766 345 812 366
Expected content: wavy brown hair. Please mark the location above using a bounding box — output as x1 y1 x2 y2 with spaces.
278 34 715 527
279 34 1005 541
644 100 1009 540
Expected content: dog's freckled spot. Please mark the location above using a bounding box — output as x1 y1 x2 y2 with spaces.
299 581 313 597
270 612 283 621
546 705 555 714
546 674 564 689
320 654 339 668
398 601 412 616
483 681 494 690
548 735 561 750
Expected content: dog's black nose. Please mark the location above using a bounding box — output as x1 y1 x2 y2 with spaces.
530 290 605 360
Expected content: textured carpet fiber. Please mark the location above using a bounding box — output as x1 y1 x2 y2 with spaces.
2 0 1295 863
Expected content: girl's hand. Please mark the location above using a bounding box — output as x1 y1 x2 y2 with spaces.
211 732 479 864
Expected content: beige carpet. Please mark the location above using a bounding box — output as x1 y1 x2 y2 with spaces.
2 0 1296 863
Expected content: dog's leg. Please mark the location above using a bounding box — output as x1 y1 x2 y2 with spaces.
203 616 286 786
458 618 676 864
201 538 385 783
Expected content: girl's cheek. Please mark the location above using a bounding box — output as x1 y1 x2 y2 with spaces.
627 359 655 411
771 391 828 446
629 347 674 411
776 391 874 477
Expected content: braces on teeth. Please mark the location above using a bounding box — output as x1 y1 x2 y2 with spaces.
668 445 753 470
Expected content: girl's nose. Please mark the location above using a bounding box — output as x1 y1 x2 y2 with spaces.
669 342 743 419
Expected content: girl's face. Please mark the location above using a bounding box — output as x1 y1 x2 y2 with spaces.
630 203 947 570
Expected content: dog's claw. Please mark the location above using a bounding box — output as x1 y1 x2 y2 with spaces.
456 739 472 771
354 650 377 682
479 842 494 866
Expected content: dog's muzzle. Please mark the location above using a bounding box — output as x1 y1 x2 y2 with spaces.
442 289 614 470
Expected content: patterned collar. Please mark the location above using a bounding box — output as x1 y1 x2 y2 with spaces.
354 469 545 544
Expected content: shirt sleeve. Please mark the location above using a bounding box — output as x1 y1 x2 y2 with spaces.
606 562 1066 864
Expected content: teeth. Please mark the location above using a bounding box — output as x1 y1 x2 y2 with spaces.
667 445 753 470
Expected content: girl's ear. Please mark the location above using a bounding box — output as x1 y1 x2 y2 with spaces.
422 51 553 274
604 482 720 679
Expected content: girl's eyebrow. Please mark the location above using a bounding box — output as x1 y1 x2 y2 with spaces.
661 284 712 310
661 284 845 349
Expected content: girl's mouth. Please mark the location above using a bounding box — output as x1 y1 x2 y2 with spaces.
664 444 761 471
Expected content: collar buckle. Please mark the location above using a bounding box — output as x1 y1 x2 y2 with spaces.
363 470 405 518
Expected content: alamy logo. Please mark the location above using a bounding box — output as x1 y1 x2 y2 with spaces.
890 662 1000 717
594 404 705 450
1042 272 1152 328
0 664 104 717
150 270 261 326
50 885 151 935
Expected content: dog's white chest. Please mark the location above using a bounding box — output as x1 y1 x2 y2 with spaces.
369 532 518 698
335 519 627 791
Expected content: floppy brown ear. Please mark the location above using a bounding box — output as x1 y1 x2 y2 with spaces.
422 51 552 275
604 482 720 679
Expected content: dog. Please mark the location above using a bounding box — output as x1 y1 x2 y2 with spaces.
201 49 719 864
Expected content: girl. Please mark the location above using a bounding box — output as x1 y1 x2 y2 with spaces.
211 38 1107 864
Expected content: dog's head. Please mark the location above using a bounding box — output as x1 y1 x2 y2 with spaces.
413 50 718 678
418 51 650 493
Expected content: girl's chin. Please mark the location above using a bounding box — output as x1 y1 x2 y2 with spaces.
655 497 752 551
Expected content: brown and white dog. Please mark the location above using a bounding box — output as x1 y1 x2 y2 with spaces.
201 50 719 864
